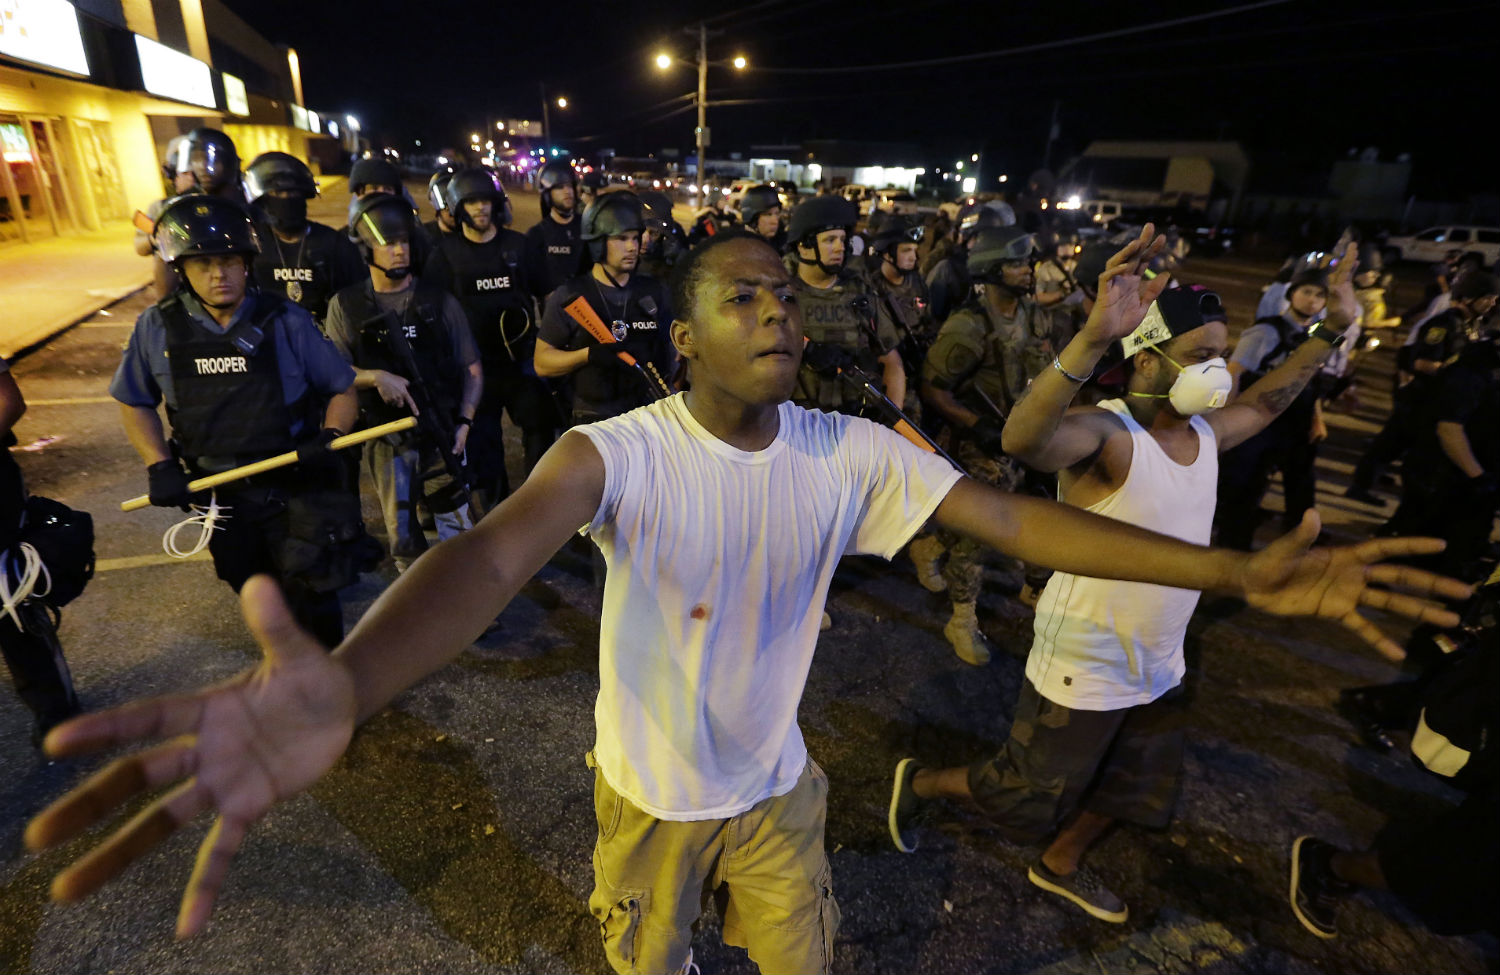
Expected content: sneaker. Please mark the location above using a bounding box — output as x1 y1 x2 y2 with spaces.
1017 583 1042 609
820 611 832 632
1027 860 1128 923
1343 486 1384 506
888 758 924 853
908 535 947 593
1289 835 1348 939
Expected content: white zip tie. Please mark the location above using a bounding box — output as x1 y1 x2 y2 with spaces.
163 493 231 559
0 541 51 631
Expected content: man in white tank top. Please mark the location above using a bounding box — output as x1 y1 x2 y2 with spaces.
26 233 1469 973
893 233 1370 925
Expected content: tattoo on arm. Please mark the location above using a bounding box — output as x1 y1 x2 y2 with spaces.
1254 353 1329 416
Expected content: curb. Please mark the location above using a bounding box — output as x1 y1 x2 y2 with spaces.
2 278 152 362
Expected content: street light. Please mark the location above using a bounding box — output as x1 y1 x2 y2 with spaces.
556 96 568 109
470 132 480 143
654 25 748 181
971 153 979 162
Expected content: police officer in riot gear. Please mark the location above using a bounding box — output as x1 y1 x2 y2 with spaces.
173 127 243 197
110 196 367 647
926 199 1016 325
739 184 785 252
424 167 459 240
523 159 584 301
245 152 365 329
637 190 687 281
579 170 605 213
424 167 553 503
535 192 674 424
920 225 1052 662
138 128 246 299
325 194 483 572
786 195 905 414
868 215 936 415
688 188 737 245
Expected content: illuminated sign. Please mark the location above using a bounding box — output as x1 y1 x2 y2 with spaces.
306 110 320 133
0 0 89 76
135 34 215 109
222 73 249 116
290 104 308 131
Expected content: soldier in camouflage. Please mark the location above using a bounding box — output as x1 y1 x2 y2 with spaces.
786 196 905 415
867 215 937 422
915 226 1052 664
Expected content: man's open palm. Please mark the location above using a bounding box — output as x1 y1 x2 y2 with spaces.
25 576 357 938
1084 222 1174 343
1241 512 1472 660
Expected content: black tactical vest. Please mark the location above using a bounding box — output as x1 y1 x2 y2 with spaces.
342 281 460 425
434 230 532 366
162 294 298 462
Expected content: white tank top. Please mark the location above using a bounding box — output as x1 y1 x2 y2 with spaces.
1025 399 1218 710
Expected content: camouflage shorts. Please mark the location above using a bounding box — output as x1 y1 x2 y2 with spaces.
967 682 1186 842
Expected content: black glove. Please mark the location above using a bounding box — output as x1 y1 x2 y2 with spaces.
969 416 1006 456
147 459 192 509
588 344 629 370
801 341 855 378
1464 471 1499 504
295 428 343 474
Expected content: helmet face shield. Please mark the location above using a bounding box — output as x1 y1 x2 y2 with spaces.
180 143 231 190
353 200 415 250
153 195 260 265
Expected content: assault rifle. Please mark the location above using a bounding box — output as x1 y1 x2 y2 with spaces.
801 340 965 474
366 309 475 516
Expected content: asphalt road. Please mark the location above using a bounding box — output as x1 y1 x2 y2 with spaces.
0 208 1493 974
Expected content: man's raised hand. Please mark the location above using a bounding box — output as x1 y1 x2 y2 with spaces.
25 575 357 938
1237 511 1473 661
1082 223 1175 344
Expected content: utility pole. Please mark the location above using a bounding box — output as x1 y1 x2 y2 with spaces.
1042 99 1061 171
540 82 551 151
694 22 709 181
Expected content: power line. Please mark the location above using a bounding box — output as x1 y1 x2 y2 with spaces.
746 0 1297 74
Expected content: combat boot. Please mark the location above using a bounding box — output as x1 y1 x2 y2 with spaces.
908 534 947 593
943 601 991 666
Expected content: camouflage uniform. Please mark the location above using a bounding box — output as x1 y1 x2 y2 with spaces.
789 261 900 414
921 294 1053 602
868 266 937 420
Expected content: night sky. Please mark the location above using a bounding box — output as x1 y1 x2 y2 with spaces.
223 0 1493 197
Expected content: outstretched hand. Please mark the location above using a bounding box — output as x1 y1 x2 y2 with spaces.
25 576 357 938
1081 222 1175 344
1238 511 1472 661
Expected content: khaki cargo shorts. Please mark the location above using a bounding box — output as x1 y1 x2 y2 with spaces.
588 754 841 975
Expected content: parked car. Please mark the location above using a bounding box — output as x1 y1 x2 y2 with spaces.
723 180 755 211
1080 199 1123 227
1383 225 1500 265
836 184 873 210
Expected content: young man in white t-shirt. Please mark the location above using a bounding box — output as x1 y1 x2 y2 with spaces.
26 234 1469 973
891 234 1370 924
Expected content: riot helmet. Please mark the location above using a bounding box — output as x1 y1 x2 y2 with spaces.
1072 242 1114 296
444 167 512 230
957 199 1016 242
638 191 684 265
153 194 259 309
967 226 1037 290
739 184 782 232
245 152 317 233
427 166 458 212
538 159 581 220
172 128 240 193
347 192 418 280
349 158 402 198
581 192 646 265
787 195 857 275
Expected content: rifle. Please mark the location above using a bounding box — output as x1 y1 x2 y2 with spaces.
801 339 965 474
365 309 474 515
562 295 672 400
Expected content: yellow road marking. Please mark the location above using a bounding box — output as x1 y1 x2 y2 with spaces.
94 551 210 572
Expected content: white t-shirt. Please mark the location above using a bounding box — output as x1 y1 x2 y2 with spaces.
577 394 963 821
1025 400 1218 711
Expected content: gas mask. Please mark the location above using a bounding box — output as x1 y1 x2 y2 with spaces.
260 195 307 232
1131 350 1232 415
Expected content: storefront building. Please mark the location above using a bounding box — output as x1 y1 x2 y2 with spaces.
1 0 334 247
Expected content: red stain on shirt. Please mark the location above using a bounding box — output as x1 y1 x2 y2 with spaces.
690 604 710 621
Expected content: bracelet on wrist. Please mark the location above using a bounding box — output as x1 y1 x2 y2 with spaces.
1052 357 1093 384
454 416 474 428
